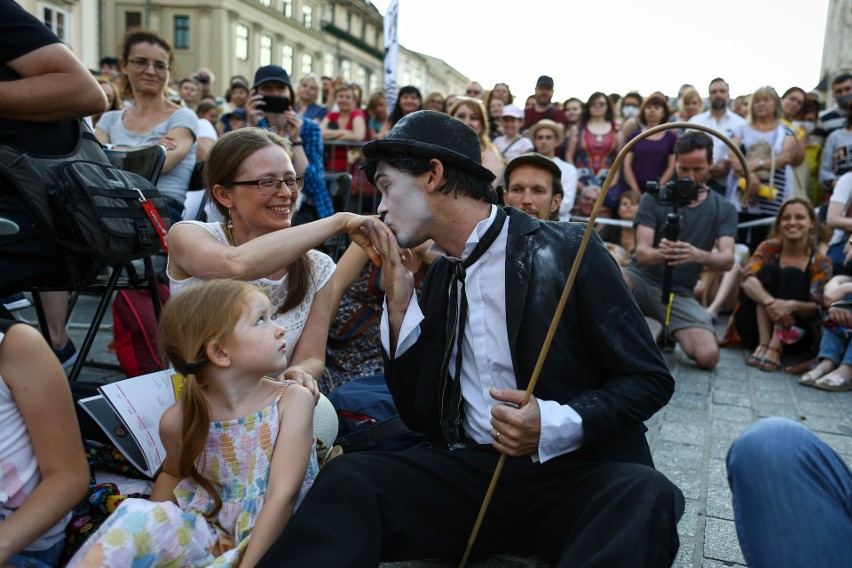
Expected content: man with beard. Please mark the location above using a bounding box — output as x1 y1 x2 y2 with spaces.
689 77 746 194
523 75 567 132
624 132 737 370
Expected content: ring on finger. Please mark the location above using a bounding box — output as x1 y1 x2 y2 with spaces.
494 431 501 441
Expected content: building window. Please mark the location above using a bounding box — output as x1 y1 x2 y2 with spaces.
368 72 379 95
260 34 272 67
235 24 249 61
323 52 334 78
281 44 294 74
327 1 335 24
282 0 292 18
258 0 271 6
302 5 313 28
301 52 313 75
174 16 190 49
340 59 351 82
356 66 367 91
41 4 69 41
125 11 141 30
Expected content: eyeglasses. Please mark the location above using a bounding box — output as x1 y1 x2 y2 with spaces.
590 101 608 108
126 57 171 73
466 89 483 96
230 176 304 194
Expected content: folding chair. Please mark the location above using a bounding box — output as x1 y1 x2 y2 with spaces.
30 145 167 381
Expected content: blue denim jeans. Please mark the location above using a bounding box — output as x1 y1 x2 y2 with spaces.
818 328 852 366
726 417 852 568
6 540 63 568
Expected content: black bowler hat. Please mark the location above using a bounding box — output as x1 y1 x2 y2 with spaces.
362 110 496 183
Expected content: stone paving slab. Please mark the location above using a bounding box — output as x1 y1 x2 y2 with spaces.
26 297 852 568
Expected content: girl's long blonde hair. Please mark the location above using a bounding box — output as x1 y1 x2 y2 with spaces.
157 279 263 517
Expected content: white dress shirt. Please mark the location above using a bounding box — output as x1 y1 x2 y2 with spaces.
553 157 579 221
381 205 585 462
688 110 746 161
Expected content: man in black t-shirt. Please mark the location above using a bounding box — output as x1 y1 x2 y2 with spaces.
0 0 107 361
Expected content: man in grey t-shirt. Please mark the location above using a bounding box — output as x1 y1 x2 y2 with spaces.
624 132 738 370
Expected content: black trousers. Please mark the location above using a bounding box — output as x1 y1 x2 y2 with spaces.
259 446 683 567
734 262 813 351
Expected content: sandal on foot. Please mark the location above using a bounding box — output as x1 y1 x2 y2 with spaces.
758 346 782 372
813 371 852 392
746 344 768 367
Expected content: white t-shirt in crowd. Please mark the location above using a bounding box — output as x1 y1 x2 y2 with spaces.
829 171 852 245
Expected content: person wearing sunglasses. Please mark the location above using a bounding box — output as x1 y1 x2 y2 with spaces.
167 128 375 388
464 81 485 100
94 29 198 221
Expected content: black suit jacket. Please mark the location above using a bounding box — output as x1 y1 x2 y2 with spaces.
385 208 674 466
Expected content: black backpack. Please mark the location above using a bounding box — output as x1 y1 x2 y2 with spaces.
0 119 172 264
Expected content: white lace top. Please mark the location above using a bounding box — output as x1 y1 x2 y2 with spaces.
167 221 335 359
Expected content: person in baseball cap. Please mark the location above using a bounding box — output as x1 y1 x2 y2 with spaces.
493 104 535 163
252 64 291 90
524 75 567 130
536 75 554 88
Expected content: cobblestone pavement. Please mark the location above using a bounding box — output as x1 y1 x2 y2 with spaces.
40 297 852 567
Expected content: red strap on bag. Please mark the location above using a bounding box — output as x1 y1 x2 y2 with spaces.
135 189 169 253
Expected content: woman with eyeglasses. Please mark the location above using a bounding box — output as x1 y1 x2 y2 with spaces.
95 29 198 220
167 129 373 386
565 91 620 210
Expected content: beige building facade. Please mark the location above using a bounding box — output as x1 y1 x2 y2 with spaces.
15 0 469 103
99 0 386 96
16 0 100 69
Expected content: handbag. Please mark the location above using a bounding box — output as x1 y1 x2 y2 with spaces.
738 141 779 205
0 120 171 264
50 160 171 262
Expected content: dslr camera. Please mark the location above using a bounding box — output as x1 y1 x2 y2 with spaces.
645 177 700 208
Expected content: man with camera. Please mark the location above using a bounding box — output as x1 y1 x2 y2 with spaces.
624 132 738 370
246 64 332 222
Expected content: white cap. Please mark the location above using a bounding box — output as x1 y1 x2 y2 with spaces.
501 104 524 119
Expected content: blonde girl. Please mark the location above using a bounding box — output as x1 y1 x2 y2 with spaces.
69 280 318 567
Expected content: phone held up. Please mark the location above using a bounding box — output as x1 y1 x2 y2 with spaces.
260 95 291 114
